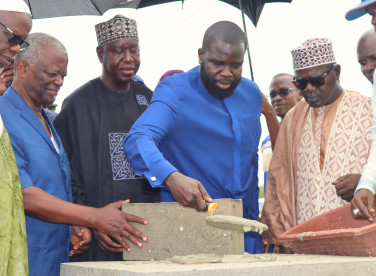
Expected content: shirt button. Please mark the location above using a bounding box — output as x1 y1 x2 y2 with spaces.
61 161 64 168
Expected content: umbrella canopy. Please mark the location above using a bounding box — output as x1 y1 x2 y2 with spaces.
25 0 291 27
226 0 292 27
25 0 293 80
133 0 293 27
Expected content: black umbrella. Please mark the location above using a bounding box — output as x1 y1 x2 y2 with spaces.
24 0 292 79
236 0 294 80
25 0 289 26
129 0 292 28
133 0 295 80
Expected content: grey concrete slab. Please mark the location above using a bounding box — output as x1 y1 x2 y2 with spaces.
121 198 244 260
61 254 376 276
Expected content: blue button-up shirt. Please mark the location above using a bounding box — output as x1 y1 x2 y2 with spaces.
124 66 263 253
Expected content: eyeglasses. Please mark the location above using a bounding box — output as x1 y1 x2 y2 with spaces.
0 22 29 51
293 65 334 90
269 88 295 99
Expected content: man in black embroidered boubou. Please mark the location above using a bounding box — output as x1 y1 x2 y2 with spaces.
54 15 159 262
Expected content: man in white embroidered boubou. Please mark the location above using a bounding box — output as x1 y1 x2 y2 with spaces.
261 38 373 253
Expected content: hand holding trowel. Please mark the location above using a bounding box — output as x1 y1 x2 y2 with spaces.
204 201 268 234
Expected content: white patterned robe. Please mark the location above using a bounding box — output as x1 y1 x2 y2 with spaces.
261 90 372 246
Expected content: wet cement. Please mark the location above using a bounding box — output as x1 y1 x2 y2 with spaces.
205 215 269 234
170 253 277 264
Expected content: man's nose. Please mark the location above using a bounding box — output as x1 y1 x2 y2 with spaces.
303 82 315 93
122 50 134 62
366 62 376 74
9 44 21 55
220 66 231 77
274 93 284 101
55 75 64 86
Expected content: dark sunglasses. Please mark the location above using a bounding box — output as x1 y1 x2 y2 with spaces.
270 88 295 99
293 65 334 90
0 22 29 51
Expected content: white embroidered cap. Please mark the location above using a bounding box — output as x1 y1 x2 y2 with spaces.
291 38 336 70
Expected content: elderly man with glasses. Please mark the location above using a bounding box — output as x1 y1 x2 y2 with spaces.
261 38 373 253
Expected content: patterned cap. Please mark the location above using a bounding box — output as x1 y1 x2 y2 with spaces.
291 38 336 70
95 15 138 47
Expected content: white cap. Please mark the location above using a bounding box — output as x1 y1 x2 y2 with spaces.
0 0 31 15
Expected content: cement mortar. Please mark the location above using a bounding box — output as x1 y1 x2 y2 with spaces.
205 215 268 234
170 253 276 264
61 254 376 276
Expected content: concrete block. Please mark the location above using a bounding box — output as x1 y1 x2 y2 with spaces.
60 254 376 276
121 198 244 260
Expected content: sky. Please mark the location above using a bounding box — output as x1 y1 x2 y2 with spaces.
31 0 373 186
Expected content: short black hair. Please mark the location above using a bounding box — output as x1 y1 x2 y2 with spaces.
202 21 247 51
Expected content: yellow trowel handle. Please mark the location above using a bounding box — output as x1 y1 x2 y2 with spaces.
205 201 218 215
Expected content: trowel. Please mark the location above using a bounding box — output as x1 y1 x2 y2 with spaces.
205 201 218 215
204 201 268 234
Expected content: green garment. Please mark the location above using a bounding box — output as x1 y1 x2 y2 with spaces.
0 125 28 276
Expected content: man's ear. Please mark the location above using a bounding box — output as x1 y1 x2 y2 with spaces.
96 46 104 63
334 64 341 80
198 48 203 65
297 90 303 101
15 60 28 77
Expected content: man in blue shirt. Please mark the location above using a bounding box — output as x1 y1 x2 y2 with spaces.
124 21 276 253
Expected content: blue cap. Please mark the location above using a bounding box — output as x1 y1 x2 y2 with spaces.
346 0 376 21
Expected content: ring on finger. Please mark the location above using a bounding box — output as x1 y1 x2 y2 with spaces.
353 208 360 216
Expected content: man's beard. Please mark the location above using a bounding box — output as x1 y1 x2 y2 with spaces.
199 63 240 100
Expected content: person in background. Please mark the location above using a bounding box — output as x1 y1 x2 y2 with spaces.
0 32 149 276
43 103 58 122
261 73 302 193
54 15 159 262
357 29 376 84
261 38 373 253
0 1 32 275
158 69 184 83
124 21 280 254
346 0 376 220
260 73 302 253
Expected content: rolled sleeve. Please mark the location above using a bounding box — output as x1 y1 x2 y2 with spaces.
356 179 376 195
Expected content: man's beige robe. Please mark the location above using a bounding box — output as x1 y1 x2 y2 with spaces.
261 90 372 246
